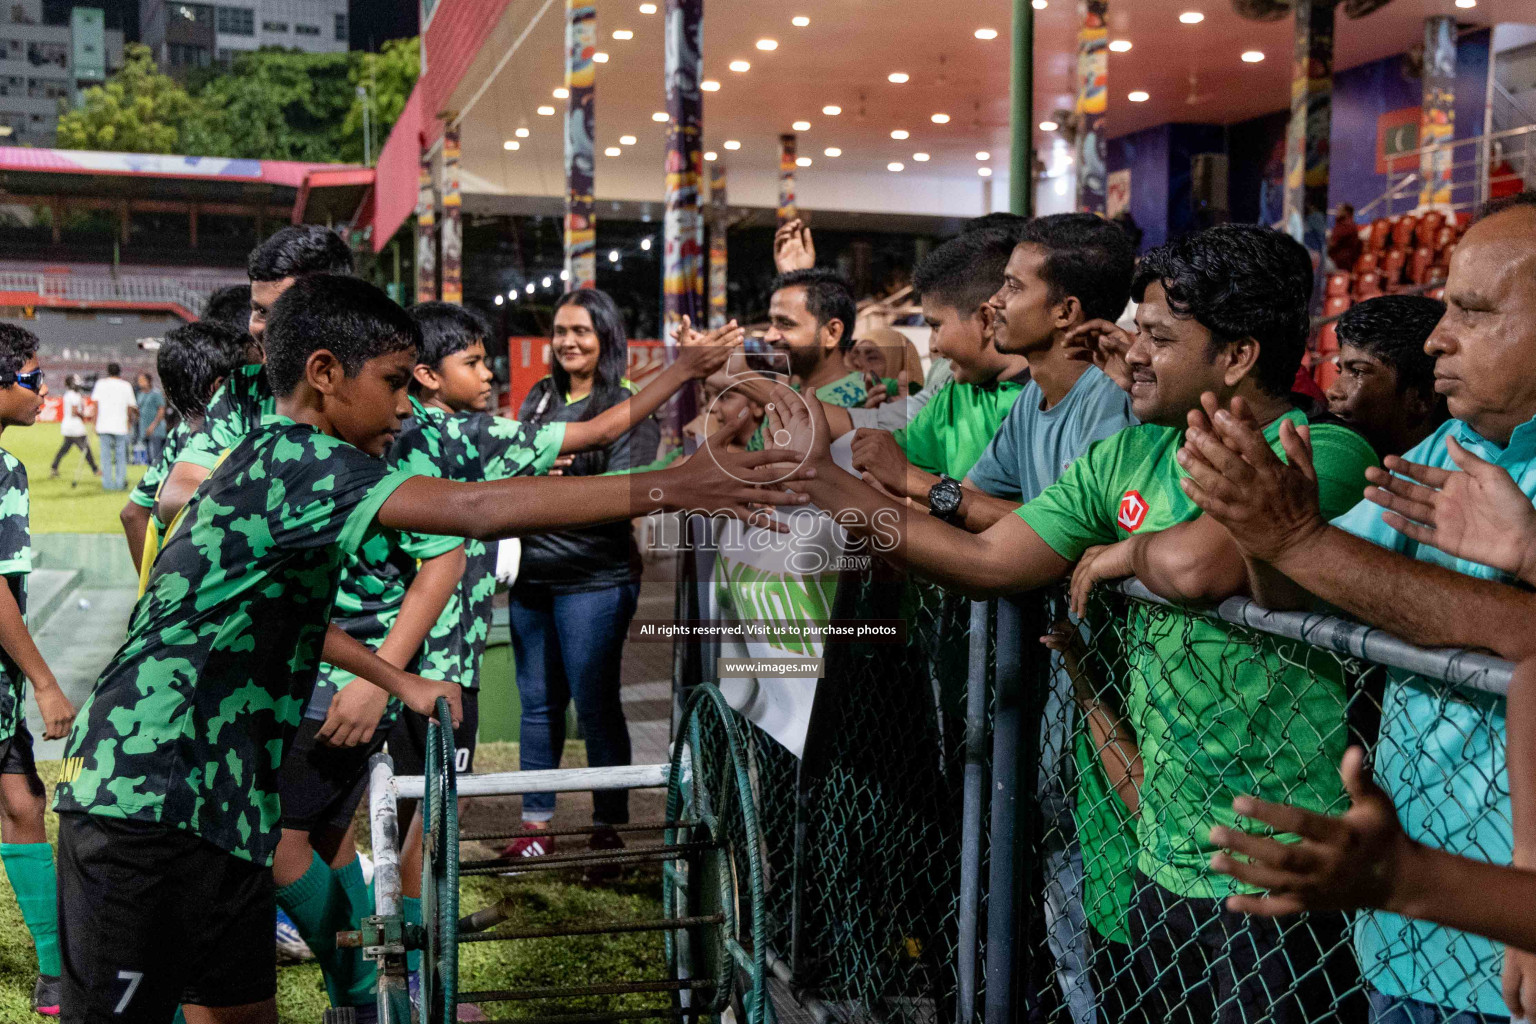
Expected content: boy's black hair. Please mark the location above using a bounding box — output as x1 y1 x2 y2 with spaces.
0 323 39 381
1477 189 1536 222
158 321 248 419
412 301 491 372
962 212 1029 241
107 362 121 377
914 229 1017 317
1133 225 1314 398
247 226 355 283
264 275 420 396
1335 295 1445 397
203 284 253 330
1016 212 1138 324
771 267 858 353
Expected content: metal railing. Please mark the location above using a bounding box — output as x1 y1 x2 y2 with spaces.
1360 123 1536 220
0 271 241 315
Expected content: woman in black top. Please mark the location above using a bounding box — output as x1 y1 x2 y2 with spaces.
506 289 658 865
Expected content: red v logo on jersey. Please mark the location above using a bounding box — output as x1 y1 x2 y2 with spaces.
1118 490 1149 532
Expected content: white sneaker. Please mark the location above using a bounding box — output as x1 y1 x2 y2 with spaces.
275 908 315 962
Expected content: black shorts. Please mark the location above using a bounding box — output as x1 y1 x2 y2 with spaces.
57 813 276 1022
0 723 44 796
388 688 479 777
277 715 390 833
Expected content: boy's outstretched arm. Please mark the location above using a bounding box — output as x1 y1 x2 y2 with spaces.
317 544 467 748
120 500 152 572
154 461 208 527
0 582 73 739
320 625 462 728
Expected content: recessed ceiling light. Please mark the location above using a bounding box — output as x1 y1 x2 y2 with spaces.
729 60 751 72
824 147 842 157
1039 120 1059 131
619 134 637 145
1178 11 1204 23
1109 39 1132 52
652 111 669 122
613 29 633 40
888 162 905 172
822 105 841 116
702 79 721 91
515 127 530 137
609 251 620 263
507 288 517 299
1241 50 1264 63
593 51 610 62
639 3 656 12
495 294 503 305
931 113 950 124
560 269 569 281
640 238 651 251
604 146 621 156
543 276 553 286
792 15 810 26
976 151 991 160
503 140 520 150
975 27 998 40
537 105 555 115
1032 0 1047 8
704 150 718 160
526 282 536 294
891 129 910 139
1128 90 1150 102
724 140 741 150
796 156 812 167
792 120 811 131
553 87 569 98
1455 0 1475 7
756 38 778 51
913 152 930 162
888 72 910 84
979 167 993 177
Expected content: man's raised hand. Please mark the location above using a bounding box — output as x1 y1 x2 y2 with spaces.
672 315 745 380
773 218 816 273
1063 319 1135 392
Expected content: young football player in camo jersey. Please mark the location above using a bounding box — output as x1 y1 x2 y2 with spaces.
50 275 805 1024
0 325 75 1018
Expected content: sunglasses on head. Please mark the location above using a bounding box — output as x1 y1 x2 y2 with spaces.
1 369 42 393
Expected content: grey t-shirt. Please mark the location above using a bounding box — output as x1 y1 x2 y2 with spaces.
965 364 1136 502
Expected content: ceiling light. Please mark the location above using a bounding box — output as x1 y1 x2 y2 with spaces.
537 105 555 115
1241 50 1264 62
553 87 569 98
976 150 991 160
792 120 811 131
620 134 637 145
702 79 720 91
796 156 812 167
1108 39 1132 52
704 150 718 160
824 147 842 157
756 38 778 51
975 27 998 40
639 2 656 12
515 127 530 137
641 237 652 251
792 15 810 26
979 167 993 177
526 282 536 294
1455 0 1475 7
542 276 553 287
724 140 741 150
822 104 842 116
604 146 621 156
592 51 610 62
1032 0 1047 8
503 140 520 150
1128 90 1150 102
508 288 517 298
494 294 504 305
888 162 905 172
652 111 669 122
1039 120 1059 131
729 60 750 72
888 72 909 84
1178 11 1204 23
560 269 569 281
613 29 633 39
891 129 910 139
931 113 950 124
913 152 930 162
608 251 619 263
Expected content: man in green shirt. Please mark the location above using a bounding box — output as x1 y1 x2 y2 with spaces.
766 225 1377 1024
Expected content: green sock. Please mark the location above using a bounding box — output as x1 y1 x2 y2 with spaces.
331 857 378 1006
1 842 60 976
403 896 422 975
276 852 354 1008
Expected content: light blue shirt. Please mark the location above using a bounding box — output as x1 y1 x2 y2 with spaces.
1333 414 1536 1015
966 364 1136 502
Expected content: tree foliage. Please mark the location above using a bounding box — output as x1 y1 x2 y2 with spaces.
56 43 197 153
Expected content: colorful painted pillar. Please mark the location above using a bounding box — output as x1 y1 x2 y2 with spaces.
1010 0 1034 216
663 0 705 342
708 164 728 328
1073 0 1108 215
440 116 463 305
778 134 798 225
1282 0 1334 259
564 1 597 291
415 130 437 304
1419 15 1456 209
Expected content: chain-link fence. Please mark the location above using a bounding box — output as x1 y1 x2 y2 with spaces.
672 520 1514 1024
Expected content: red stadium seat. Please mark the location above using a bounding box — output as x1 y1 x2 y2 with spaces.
1316 322 1340 356
1380 249 1406 284
1313 357 1340 393
1354 271 1384 300
1351 252 1379 276
1322 294 1351 318
1391 216 1418 251
1408 245 1434 285
1416 211 1446 247
1325 272 1351 297
1435 224 1457 250
1426 286 1445 300
1368 218 1392 252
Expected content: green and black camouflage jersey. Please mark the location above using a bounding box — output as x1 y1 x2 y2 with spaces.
0 450 29 748
306 527 462 722
387 397 565 690
174 364 275 471
748 371 874 451
128 419 194 512
54 417 416 865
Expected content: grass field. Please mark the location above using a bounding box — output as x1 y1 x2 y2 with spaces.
3 422 148 534
1 743 669 1024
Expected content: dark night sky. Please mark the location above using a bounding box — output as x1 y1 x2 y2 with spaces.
42 1 419 50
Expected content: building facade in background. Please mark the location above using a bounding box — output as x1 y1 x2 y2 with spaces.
0 2 123 146
140 0 348 73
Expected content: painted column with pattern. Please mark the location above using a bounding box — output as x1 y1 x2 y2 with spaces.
663 0 705 340
1283 0 1334 259
565 1 598 291
1419 15 1456 209
778 134 798 226
415 130 437 303
440 116 462 305
1073 0 1108 215
708 164 728 328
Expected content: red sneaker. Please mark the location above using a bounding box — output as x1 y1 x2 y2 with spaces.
583 826 626 884
496 828 554 872
32 975 60 1017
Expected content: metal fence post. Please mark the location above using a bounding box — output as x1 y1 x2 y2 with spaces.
984 597 1024 1024
957 599 991 1024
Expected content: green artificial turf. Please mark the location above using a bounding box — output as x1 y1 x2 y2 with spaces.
2 422 147 534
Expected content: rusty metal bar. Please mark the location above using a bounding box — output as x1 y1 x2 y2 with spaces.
458 820 695 843
458 842 717 876
463 979 715 1003
459 914 725 944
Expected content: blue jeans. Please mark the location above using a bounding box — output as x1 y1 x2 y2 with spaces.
1369 989 1510 1024
99 433 129 490
509 582 640 825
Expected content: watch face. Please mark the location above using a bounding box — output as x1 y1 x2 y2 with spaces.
930 478 962 517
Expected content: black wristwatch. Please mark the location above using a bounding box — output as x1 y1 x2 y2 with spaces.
927 475 963 524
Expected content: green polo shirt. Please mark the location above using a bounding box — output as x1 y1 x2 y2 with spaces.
893 376 1026 481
